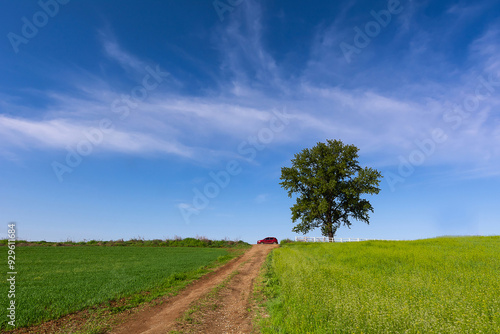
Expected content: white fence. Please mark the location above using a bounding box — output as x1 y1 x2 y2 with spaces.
294 236 370 242
294 237 401 242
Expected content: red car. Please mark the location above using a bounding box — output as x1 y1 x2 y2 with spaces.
257 237 278 244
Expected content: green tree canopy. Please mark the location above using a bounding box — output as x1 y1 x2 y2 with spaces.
280 139 382 240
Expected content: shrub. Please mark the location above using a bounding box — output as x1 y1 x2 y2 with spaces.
279 238 294 245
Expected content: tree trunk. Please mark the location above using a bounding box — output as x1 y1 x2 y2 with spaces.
328 229 334 242
325 211 334 242
326 223 334 242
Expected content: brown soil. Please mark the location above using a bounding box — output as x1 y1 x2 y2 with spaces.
110 244 277 334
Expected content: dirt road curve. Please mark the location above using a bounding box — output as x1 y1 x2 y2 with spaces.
111 244 277 334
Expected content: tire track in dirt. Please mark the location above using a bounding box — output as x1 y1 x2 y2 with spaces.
171 244 277 333
110 245 277 334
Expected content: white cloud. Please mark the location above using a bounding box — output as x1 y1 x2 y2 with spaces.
1 3 500 182
99 30 147 73
1 61 498 173
0 115 192 157
213 0 288 94
255 193 269 204
469 24 500 74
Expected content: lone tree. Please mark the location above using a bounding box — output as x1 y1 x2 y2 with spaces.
280 139 382 240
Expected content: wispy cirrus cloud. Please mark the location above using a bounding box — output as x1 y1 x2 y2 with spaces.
99 30 148 74
469 24 500 73
1 0 499 182
255 193 269 204
0 115 192 157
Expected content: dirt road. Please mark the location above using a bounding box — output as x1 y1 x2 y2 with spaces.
111 244 277 334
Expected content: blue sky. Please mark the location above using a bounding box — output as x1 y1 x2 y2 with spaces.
1 0 499 243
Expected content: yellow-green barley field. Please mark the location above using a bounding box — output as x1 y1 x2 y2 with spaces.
262 236 500 333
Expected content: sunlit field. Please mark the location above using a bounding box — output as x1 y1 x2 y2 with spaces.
262 237 500 333
0 246 229 329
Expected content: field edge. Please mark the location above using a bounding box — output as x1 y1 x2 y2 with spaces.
3 246 250 334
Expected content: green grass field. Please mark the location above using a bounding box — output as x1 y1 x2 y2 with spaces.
262 237 500 333
0 246 230 329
